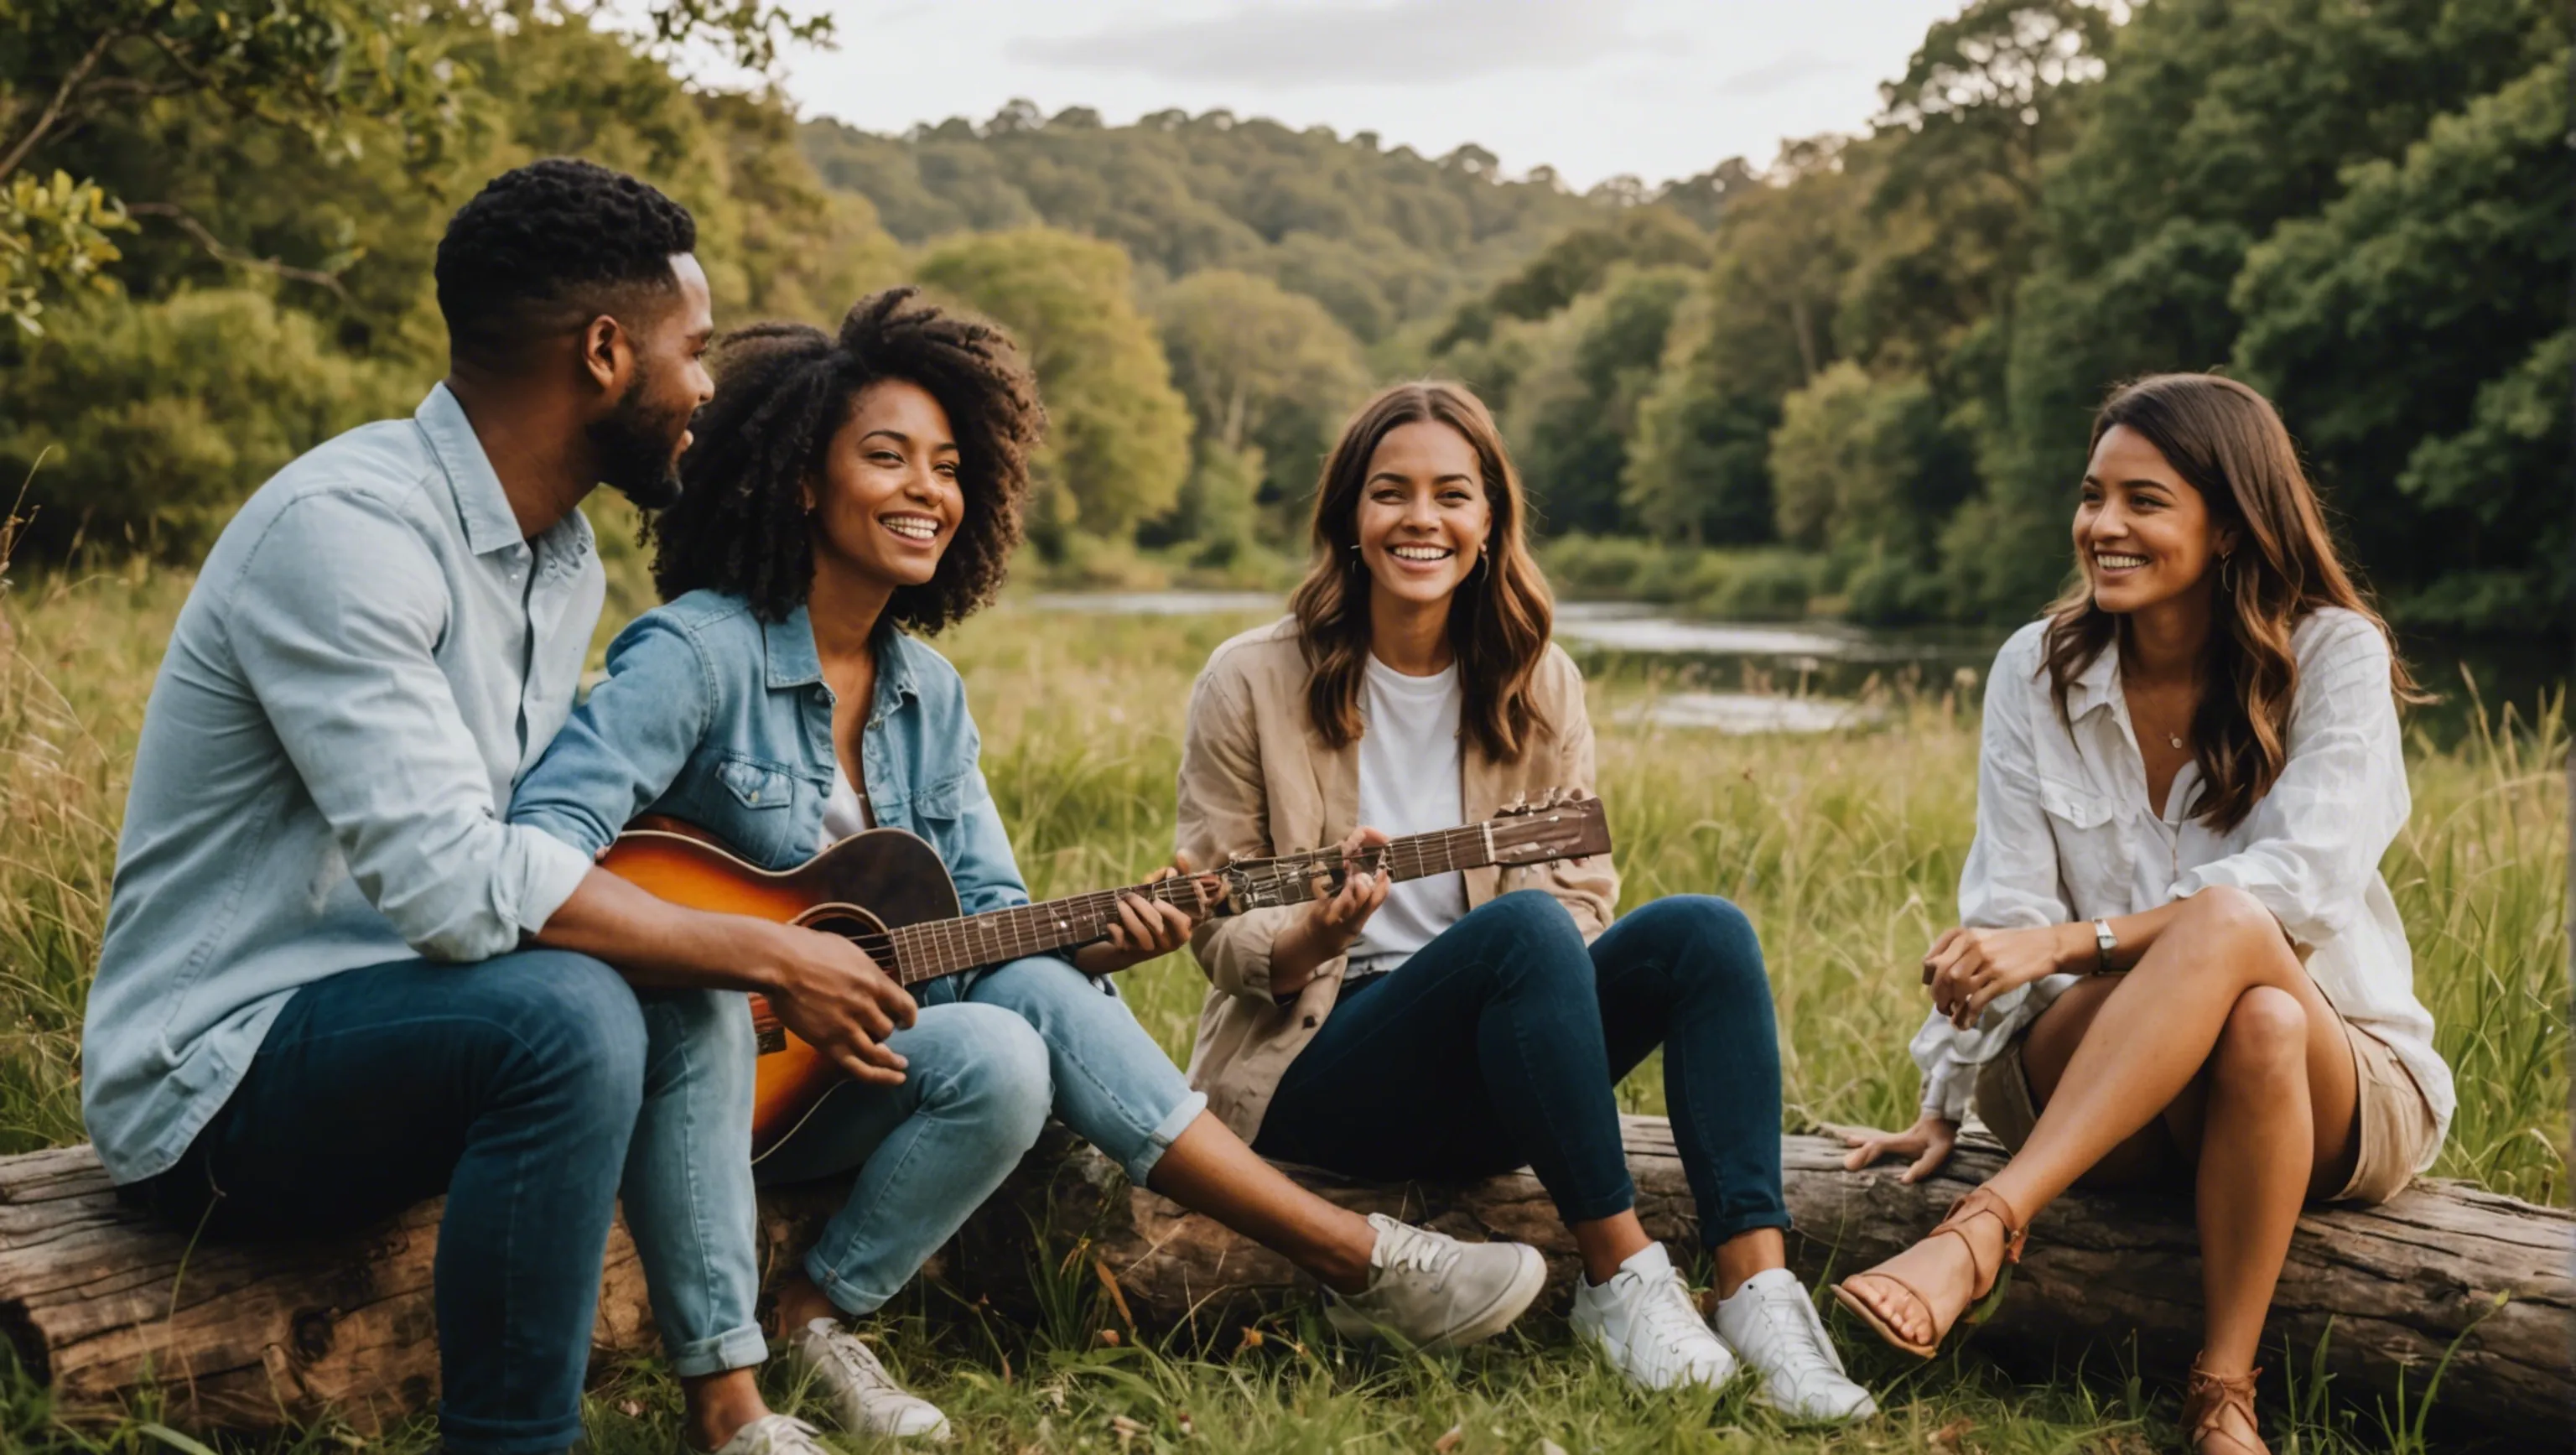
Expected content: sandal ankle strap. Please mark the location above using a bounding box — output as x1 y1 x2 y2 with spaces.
2182 1361 2262 1445
1931 1186 2030 1292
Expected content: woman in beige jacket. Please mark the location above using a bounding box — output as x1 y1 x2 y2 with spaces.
1176 382 1874 1421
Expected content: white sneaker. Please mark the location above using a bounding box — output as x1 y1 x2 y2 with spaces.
1322 1213 1548 1348
707 1413 836 1455
780 1317 952 1441
1569 1243 1740 1391
1713 1267 1879 1423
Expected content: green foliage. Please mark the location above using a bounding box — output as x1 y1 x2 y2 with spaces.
0 288 413 557
1152 268 1369 529
2231 48 2572 619
1432 205 1708 351
1498 265 1697 536
802 105 1606 344
917 228 1193 548
0 171 130 335
1964 0 2558 622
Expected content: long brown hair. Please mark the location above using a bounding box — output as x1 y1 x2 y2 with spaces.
1289 382 1555 762
2043 373 2418 831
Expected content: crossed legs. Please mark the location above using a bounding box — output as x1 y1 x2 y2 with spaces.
1840 887 2360 1452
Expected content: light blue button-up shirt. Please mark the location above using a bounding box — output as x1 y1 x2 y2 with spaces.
82 385 603 1185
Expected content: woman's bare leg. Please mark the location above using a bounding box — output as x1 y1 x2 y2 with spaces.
1843 887 2359 1355
1144 1111 1379 1294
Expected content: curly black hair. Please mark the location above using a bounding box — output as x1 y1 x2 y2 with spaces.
648 288 1045 632
434 158 698 368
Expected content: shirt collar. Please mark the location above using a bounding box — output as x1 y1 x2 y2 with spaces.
414 383 525 558
761 608 920 712
2064 637 2123 720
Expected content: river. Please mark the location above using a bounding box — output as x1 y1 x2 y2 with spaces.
1023 592 2563 740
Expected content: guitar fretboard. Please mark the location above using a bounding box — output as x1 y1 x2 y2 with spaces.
860 820 1509 984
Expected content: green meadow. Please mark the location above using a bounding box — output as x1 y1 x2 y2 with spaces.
1 558 2563 1453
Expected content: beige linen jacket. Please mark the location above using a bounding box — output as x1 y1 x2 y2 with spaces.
1176 616 1620 1142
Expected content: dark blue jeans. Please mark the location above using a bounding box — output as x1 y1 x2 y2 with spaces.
1254 891 1789 1245
122 951 652 1455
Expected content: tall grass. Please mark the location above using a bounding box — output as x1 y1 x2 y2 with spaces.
0 568 2563 1452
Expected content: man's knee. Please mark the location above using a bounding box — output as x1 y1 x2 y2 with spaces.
2213 985 2308 1085
910 1004 1054 1150
471 950 648 1120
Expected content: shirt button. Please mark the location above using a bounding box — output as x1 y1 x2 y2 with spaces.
1301 1015 1318 1028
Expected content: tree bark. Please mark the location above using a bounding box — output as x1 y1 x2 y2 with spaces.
3 1121 2565 1442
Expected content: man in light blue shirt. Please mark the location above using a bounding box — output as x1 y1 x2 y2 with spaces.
86 159 914 1455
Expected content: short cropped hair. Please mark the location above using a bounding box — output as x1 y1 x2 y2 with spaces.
434 158 697 368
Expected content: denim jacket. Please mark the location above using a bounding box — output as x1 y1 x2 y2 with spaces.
508 590 1030 917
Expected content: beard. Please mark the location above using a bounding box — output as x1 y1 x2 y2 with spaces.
589 365 690 511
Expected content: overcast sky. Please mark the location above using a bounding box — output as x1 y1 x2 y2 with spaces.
763 1 1971 190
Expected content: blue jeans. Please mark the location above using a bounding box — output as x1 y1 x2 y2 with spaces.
756 954 1206 1315
1254 891 1790 1245
119 950 761 1455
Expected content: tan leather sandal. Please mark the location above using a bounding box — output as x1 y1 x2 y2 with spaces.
2181 1360 2267 1454
1830 1185 2028 1359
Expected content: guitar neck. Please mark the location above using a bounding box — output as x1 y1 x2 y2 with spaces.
885 873 1210 985
1222 821 1506 912
880 822 1509 984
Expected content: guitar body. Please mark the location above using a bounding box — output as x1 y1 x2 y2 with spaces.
600 791 1613 1161
599 826 961 1157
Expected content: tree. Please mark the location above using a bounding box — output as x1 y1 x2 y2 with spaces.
1953 0 2554 621
0 2 832 334
1153 268 1369 544
2232 49 2571 624
1504 265 1697 536
917 228 1192 548
1622 140 1867 544
1 288 412 555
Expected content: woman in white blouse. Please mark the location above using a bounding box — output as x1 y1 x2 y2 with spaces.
1832 374 2447 1455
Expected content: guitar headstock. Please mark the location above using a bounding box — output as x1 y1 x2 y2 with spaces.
1488 790 1612 864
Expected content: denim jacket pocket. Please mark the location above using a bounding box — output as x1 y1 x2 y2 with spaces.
717 756 796 811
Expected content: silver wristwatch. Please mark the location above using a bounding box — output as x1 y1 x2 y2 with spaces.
2092 918 2118 974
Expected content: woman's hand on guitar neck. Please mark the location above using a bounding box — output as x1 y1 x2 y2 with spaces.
1267 826 1392 998
758 921 918 1087
1074 855 1216 978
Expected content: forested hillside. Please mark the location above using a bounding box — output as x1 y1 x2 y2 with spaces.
5 0 2563 633
797 0 2568 632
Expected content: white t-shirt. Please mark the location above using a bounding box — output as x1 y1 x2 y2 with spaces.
819 762 872 850
1346 653 1470 975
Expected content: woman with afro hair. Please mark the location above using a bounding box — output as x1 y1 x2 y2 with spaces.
510 288 1547 1443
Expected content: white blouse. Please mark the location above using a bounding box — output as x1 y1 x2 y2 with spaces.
1912 608 2452 1169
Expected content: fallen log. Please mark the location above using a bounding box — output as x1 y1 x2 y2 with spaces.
2 1120 2564 1442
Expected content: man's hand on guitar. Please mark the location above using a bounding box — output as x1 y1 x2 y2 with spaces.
1076 854 1221 977
761 922 918 1087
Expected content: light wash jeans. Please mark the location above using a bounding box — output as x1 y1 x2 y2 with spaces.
756 954 1208 1316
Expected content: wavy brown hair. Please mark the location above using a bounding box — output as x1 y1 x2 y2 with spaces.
648 287 1044 632
2043 373 2418 832
1290 382 1555 762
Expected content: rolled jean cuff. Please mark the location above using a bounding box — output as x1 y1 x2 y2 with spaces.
1122 1089 1208 1185
666 1323 771 1379
806 1245 903 1317
436 1408 589 1455
1550 1176 1638 1228
1701 1206 1793 1247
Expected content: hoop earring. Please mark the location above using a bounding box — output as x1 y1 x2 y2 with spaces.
2219 552 2239 594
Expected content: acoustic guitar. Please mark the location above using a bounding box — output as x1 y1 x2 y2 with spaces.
600 792 1612 1156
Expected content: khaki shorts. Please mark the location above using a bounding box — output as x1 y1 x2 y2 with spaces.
1971 1016 2435 1206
